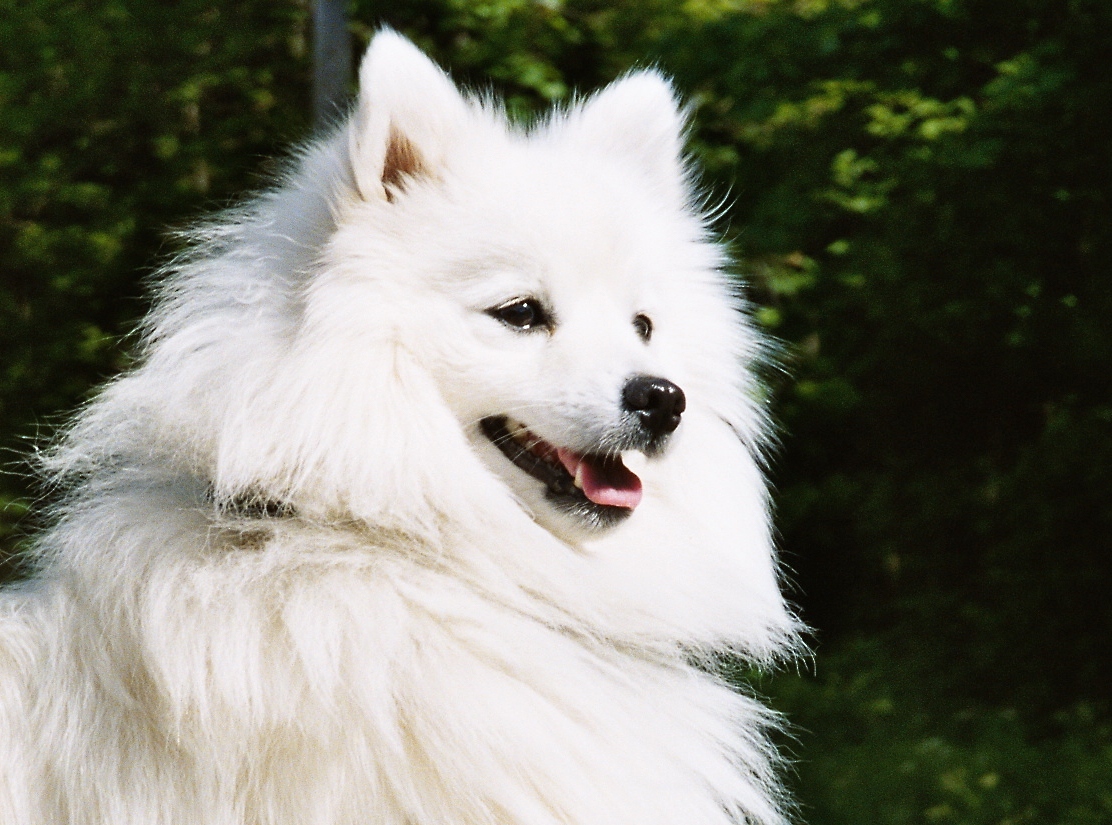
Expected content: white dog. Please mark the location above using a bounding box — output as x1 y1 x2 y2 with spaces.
0 31 802 825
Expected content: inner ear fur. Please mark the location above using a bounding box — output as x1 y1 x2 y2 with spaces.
381 127 427 202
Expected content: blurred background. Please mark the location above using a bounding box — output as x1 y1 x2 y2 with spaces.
1 0 1109 820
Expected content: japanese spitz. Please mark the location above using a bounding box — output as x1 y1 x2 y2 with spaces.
0 31 802 825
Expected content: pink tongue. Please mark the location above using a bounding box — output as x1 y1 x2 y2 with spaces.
556 448 643 510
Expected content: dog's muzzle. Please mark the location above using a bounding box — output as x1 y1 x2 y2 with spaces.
481 374 686 530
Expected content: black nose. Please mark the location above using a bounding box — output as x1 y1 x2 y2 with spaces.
622 375 686 437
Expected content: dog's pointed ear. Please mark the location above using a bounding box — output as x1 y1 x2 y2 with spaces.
348 30 471 202
566 72 689 203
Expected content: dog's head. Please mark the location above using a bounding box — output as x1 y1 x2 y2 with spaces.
307 32 758 539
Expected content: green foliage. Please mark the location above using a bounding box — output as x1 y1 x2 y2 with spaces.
0 0 311 566
762 642 1112 824
2 0 1110 817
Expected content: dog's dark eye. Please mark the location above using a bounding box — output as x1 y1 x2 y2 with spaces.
633 313 653 342
488 298 550 331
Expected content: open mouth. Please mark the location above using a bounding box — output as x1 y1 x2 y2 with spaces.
480 415 642 526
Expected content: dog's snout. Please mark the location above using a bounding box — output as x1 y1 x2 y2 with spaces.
622 375 686 437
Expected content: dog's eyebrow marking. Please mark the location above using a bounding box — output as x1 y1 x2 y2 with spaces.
382 127 426 202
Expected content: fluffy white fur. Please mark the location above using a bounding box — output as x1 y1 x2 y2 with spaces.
0 32 802 825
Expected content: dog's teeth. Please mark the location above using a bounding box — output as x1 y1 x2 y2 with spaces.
622 451 648 474
573 464 585 490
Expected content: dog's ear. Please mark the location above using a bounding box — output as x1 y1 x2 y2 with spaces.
348 30 471 202
565 72 689 204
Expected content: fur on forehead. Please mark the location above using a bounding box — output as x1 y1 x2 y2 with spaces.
347 29 689 207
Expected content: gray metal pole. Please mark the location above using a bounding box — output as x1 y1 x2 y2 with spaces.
312 0 352 128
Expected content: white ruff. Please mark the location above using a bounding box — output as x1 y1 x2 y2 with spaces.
0 31 803 825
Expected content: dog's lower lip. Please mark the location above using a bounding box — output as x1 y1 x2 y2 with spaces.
480 416 641 516
480 416 577 495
